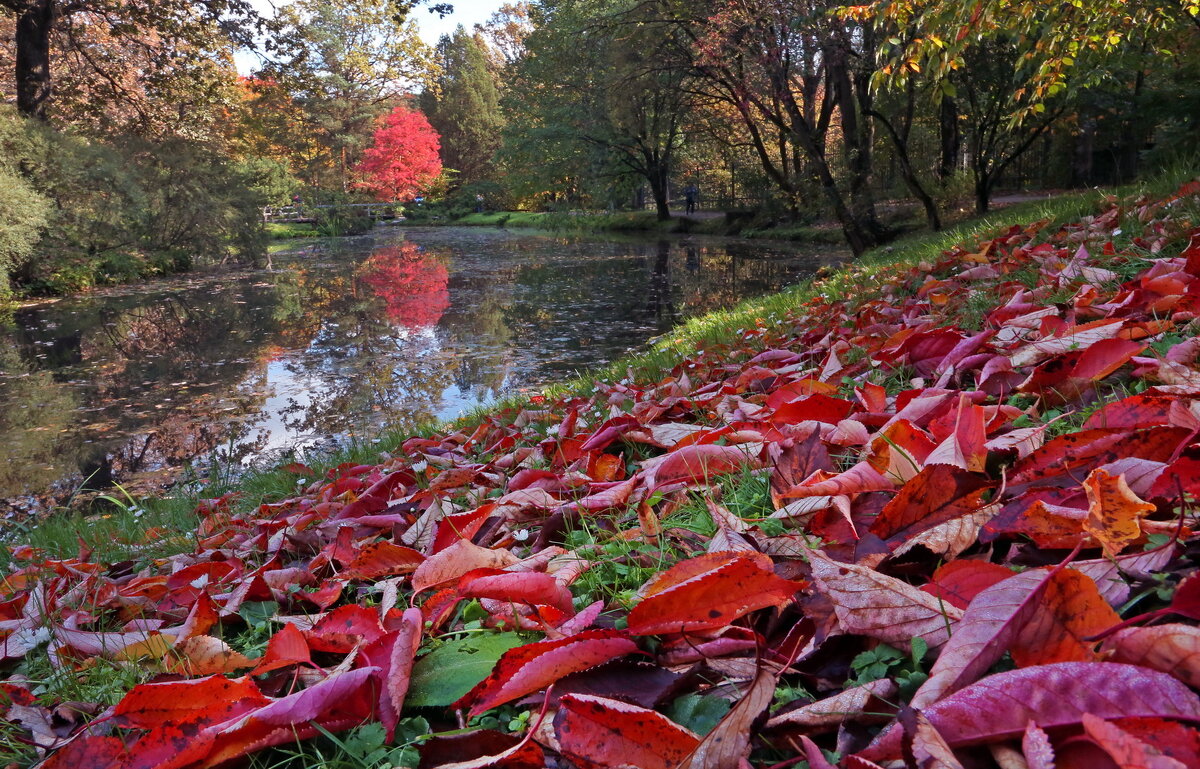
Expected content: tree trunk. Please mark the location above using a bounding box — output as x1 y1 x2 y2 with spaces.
15 0 54 119
975 174 991 215
649 162 671 221
938 95 960 181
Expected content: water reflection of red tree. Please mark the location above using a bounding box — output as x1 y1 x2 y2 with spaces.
357 244 450 329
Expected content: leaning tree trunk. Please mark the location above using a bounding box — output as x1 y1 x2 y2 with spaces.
14 0 54 119
648 161 671 221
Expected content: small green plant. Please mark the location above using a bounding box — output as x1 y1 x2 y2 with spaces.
847 637 929 700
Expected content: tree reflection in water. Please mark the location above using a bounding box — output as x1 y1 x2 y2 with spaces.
0 229 844 516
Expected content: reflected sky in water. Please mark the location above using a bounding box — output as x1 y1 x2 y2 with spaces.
0 226 846 513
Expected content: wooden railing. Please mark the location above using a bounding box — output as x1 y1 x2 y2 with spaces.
261 203 402 223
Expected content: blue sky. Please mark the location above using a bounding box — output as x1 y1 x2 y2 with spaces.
235 0 512 74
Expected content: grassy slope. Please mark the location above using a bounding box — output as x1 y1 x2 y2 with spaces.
6 185 1115 570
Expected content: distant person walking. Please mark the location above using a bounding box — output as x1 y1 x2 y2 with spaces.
684 183 698 214
475 193 485 213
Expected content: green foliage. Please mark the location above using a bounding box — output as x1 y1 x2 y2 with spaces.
406 632 528 707
0 105 266 296
667 693 732 735
848 638 929 699
238 156 303 206
0 166 50 300
422 26 504 187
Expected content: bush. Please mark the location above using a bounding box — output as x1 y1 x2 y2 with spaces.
0 167 50 299
0 105 268 296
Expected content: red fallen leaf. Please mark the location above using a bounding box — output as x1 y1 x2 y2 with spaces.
165 560 240 591
454 630 639 717
1082 468 1156 556
578 415 640 452
625 552 800 636
0 682 34 706
1152 444 1200 499
253 622 312 674
868 464 990 549
40 736 126 769
1023 721 1056 769
861 662 1200 761
1006 426 1191 491
881 328 965 377
555 694 700 769
200 667 379 768
361 608 423 739
1114 718 1200 768
776 460 894 500
305 605 387 653
282 462 314 475
1104 624 1200 689
798 736 839 769
411 540 519 593
334 469 413 519
868 419 937 483
428 466 482 494
807 549 962 651
1082 713 1187 769
457 569 575 614
924 396 988 472
645 443 762 489
113 674 270 729
911 567 1118 709
763 377 840 405
341 540 425 581
417 729 544 769
64 675 275 769
768 428 834 509
1085 394 1180 430
1018 339 1146 403
1170 575 1200 621
431 503 496 554
679 660 782 769
766 393 855 425
920 560 1015 610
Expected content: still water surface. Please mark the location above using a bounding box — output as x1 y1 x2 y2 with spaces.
0 226 845 513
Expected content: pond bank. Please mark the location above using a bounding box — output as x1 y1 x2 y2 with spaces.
403 208 852 245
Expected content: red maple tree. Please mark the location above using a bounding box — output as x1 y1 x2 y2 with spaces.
354 106 443 202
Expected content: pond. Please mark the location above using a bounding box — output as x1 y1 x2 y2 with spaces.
0 226 847 516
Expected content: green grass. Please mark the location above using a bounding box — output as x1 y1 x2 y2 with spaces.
266 222 321 239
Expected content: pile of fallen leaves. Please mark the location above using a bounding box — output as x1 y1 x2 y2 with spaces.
4 182 1200 769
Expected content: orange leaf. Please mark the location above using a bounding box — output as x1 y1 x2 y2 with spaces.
625 552 800 636
411 540 519 593
454 630 639 717
1083 468 1156 557
341 540 425 581
555 694 700 769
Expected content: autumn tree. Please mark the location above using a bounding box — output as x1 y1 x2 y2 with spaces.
0 0 257 120
660 0 890 254
263 0 436 190
505 0 695 220
421 25 504 187
354 105 443 201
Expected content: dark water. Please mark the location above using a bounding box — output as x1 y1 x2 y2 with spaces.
0 227 845 514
